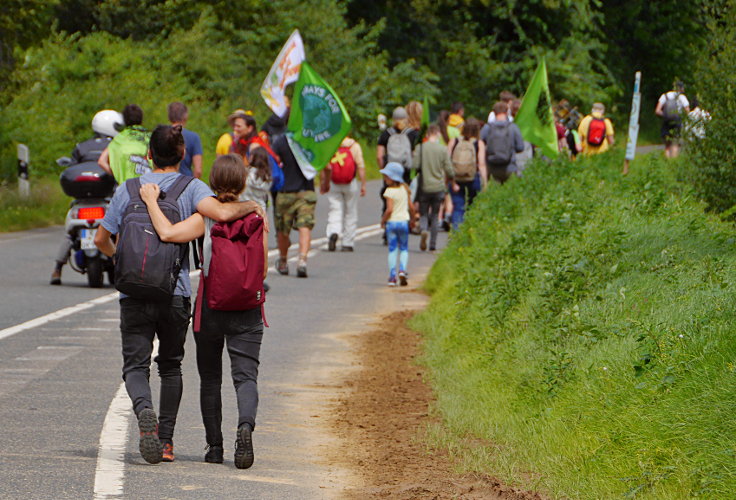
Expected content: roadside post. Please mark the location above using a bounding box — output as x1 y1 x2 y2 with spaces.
623 71 642 175
17 143 30 198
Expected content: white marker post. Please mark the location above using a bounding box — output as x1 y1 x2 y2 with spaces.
623 71 642 175
17 143 30 198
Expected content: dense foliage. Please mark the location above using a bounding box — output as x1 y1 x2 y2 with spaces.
413 151 736 498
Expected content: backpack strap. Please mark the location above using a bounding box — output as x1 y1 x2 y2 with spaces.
125 177 143 202
164 175 195 201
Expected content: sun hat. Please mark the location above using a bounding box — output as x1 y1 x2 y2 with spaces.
227 109 252 126
379 162 405 183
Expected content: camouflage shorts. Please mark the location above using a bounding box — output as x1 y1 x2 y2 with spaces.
275 191 317 234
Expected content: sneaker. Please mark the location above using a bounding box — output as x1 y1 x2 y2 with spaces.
296 257 307 278
398 271 408 287
420 231 428 251
341 246 354 252
234 426 254 469
161 442 174 462
429 246 436 252
276 258 289 275
137 408 163 464
49 269 61 285
328 233 338 252
204 444 224 464
388 277 397 287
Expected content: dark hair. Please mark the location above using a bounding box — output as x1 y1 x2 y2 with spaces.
451 101 464 114
123 104 143 126
427 123 441 137
242 114 257 139
499 90 516 102
167 102 188 123
690 97 699 109
249 147 272 184
493 101 509 115
437 110 450 144
209 154 246 203
462 118 480 140
149 124 184 168
511 99 522 117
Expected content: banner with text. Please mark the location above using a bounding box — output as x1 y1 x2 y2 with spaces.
260 30 306 118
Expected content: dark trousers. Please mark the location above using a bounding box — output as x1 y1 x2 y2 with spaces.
194 300 263 446
120 295 191 442
449 176 479 230
418 190 445 249
489 164 512 184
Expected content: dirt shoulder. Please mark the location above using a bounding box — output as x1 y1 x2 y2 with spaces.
327 308 544 499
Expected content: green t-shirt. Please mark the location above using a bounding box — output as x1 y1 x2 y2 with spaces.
108 126 152 182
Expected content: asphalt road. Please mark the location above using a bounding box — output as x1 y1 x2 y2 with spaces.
0 179 446 499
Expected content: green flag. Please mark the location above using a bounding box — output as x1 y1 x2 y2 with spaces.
286 62 351 177
514 58 558 158
421 95 430 127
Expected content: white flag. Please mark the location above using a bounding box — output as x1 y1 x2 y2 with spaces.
260 30 306 118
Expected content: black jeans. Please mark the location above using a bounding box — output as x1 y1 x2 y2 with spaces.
120 295 191 442
418 190 445 249
194 300 263 446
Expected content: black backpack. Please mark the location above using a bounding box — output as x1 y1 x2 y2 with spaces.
114 176 194 301
486 121 513 166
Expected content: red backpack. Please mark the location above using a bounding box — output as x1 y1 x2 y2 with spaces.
587 117 607 146
193 213 266 332
328 143 357 184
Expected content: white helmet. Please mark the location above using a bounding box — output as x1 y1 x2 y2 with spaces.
91 110 124 138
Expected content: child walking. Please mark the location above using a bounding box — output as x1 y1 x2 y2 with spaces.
140 154 268 469
380 162 417 287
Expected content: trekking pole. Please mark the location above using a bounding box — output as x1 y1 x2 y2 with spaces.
623 71 642 175
17 143 30 198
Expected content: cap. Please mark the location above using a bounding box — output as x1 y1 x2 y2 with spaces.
392 106 408 121
379 162 405 183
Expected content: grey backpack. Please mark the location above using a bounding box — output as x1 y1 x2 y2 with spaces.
386 127 413 170
486 122 513 166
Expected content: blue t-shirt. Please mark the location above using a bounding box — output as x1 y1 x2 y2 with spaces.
179 128 203 177
102 172 214 297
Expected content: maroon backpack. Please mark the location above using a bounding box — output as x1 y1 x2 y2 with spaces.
193 213 266 332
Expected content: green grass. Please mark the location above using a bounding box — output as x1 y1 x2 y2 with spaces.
412 150 736 498
0 178 71 232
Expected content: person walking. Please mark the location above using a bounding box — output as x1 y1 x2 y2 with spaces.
216 109 247 157
481 101 525 184
98 104 152 182
322 136 366 252
94 125 264 464
578 102 615 156
271 134 317 278
167 102 203 178
655 81 690 158
139 153 268 469
447 118 486 229
414 124 455 251
380 162 417 286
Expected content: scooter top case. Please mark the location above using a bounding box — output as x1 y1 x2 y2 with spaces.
60 161 116 199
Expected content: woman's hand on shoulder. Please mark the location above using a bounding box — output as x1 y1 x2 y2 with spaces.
140 183 160 205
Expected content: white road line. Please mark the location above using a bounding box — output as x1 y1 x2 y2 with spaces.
0 293 118 341
93 383 131 499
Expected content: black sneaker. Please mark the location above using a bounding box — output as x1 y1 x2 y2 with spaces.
204 444 224 464
276 258 289 275
138 408 163 464
234 427 254 469
263 282 270 293
328 233 338 252
49 269 61 285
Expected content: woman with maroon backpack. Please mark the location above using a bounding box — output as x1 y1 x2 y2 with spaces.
139 153 268 469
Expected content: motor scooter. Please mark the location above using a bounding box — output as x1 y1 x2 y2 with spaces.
57 157 116 287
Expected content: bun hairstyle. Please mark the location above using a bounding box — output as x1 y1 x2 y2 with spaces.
209 154 246 203
149 124 185 168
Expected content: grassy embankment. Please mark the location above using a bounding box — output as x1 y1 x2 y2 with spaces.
0 138 380 233
413 150 736 498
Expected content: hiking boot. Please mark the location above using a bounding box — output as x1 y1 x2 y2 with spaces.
49 269 62 285
137 408 163 464
276 258 289 276
398 271 408 287
161 442 174 462
328 233 338 252
388 276 397 287
341 246 354 252
296 258 308 278
420 231 428 251
234 427 254 469
204 444 224 464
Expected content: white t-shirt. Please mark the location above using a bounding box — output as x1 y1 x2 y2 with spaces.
383 185 410 222
658 91 690 112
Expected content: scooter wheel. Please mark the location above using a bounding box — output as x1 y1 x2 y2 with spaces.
87 257 104 288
